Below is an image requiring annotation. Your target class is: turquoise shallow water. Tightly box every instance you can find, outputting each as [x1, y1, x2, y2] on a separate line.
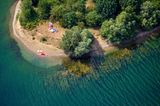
[0, 0, 160, 106]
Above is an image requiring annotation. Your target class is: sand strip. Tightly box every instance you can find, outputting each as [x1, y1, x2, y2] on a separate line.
[11, 0, 67, 57]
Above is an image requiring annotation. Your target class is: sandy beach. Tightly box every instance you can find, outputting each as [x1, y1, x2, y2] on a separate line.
[11, 0, 67, 57]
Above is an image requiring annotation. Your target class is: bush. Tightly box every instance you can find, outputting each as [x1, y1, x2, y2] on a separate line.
[61, 12, 78, 28]
[85, 10, 103, 27]
[140, 1, 160, 30]
[61, 27, 93, 58]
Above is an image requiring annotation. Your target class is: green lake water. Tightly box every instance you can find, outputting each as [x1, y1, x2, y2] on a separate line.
[0, 0, 160, 106]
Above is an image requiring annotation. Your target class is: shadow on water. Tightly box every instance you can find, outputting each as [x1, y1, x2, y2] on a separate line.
[39, 35, 160, 92]
[59, 37, 106, 77]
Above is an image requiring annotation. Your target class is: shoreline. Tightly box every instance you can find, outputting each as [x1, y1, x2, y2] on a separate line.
[10, 0, 67, 58]
[10, 0, 118, 58]
[10, 0, 160, 59]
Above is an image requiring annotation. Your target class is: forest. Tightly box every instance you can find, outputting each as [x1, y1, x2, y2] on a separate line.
[19, 0, 160, 58]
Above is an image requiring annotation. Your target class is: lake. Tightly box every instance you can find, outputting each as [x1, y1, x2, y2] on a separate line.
[0, 0, 160, 106]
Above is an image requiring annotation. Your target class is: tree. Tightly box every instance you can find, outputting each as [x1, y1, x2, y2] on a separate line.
[74, 29, 93, 57]
[140, 1, 160, 30]
[95, 0, 118, 18]
[101, 8, 137, 43]
[38, 0, 51, 20]
[61, 27, 82, 55]
[61, 27, 93, 58]
[100, 19, 115, 38]
[85, 10, 103, 27]
[61, 11, 78, 28]
[20, 0, 37, 29]
[116, 10, 137, 40]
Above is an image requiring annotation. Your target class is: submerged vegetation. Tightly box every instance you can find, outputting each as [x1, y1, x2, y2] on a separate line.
[18, 0, 160, 76]
[62, 58, 92, 77]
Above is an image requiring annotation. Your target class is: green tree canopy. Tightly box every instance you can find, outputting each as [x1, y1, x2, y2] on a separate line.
[85, 10, 103, 27]
[140, 1, 160, 30]
[101, 8, 137, 43]
[38, 0, 51, 19]
[119, 0, 141, 10]
[95, 0, 118, 18]
[20, 0, 37, 29]
[61, 27, 93, 58]
[61, 11, 78, 28]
